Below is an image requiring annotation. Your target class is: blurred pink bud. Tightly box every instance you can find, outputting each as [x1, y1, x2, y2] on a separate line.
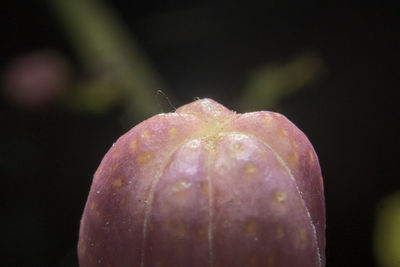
[2, 50, 72, 109]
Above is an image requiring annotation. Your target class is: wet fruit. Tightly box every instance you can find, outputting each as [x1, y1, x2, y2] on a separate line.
[78, 98, 325, 267]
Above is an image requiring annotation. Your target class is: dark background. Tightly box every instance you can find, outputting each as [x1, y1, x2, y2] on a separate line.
[1, 1, 399, 266]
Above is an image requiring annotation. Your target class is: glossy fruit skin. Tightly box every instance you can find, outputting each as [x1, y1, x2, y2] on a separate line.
[78, 98, 325, 267]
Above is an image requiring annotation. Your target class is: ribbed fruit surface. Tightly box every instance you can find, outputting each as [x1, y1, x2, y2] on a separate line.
[78, 98, 325, 267]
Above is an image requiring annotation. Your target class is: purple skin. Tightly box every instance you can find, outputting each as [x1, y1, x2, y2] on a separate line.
[78, 98, 325, 267]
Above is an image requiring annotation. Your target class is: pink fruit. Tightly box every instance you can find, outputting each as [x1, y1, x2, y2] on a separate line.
[78, 98, 325, 267]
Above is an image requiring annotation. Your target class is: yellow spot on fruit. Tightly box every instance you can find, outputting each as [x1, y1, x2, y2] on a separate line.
[160, 200, 168, 208]
[291, 151, 299, 164]
[245, 163, 257, 175]
[196, 228, 208, 239]
[264, 114, 273, 124]
[78, 239, 86, 253]
[121, 195, 127, 205]
[201, 182, 209, 194]
[233, 142, 241, 151]
[267, 254, 275, 266]
[177, 223, 187, 236]
[173, 180, 191, 193]
[111, 147, 119, 158]
[248, 255, 258, 266]
[249, 253, 275, 267]
[155, 259, 165, 267]
[130, 140, 137, 152]
[297, 228, 307, 245]
[275, 191, 286, 203]
[137, 152, 153, 164]
[90, 202, 101, 217]
[308, 151, 314, 164]
[167, 220, 187, 237]
[245, 219, 257, 235]
[280, 128, 288, 137]
[113, 178, 122, 187]
[168, 127, 177, 137]
[291, 138, 298, 149]
[142, 130, 152, 139]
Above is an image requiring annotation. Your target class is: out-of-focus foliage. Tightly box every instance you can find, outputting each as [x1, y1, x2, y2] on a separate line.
[239, 52, 325, 111]
[29, 0, 324, 119]
[374, 192, 400, 267]
[47, 0, 319, 119]
[48, 0, 170, 121]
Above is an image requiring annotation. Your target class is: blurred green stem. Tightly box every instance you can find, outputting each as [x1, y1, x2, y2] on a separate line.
[47, 0, 172, 120]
